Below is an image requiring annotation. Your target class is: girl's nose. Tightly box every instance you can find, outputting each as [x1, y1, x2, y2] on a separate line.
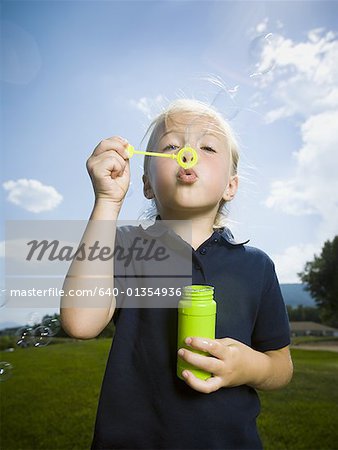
[181, 147, 195, 164]
[176, 146, 198, 169]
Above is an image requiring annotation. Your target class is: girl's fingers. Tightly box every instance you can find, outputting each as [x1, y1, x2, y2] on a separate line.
[181, 371, 223, 394]
[92, 136, 130, 159]
[183, 337, 227, 360]
[91, 149, 126, 167]
[178, 348, 222, 374]
[92, 156, 125, 177]
[87, 150, 127, 175]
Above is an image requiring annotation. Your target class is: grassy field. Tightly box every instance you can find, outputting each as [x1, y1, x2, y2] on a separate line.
[1, 339, 107, 450]
[1, 339, 338, 450]
[258, 349, 338, 450]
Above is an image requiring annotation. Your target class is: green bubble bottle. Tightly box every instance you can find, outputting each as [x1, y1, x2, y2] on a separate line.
[177, 285, 217, 381]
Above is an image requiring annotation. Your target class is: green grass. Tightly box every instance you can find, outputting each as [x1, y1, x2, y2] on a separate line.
[258, 349, 338, 450]
[1, 340, 338, 450]
[1, 339, 110, 450]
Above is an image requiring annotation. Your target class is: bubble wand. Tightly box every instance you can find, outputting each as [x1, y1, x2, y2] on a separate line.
[126, 145, 198, 169]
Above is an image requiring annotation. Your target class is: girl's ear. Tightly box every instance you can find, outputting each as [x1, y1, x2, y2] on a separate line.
[142, 174, 154, 199]
[222, 175, 239, 202]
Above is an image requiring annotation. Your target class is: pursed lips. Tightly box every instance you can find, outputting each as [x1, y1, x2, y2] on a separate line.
[176, 168, 198, 184]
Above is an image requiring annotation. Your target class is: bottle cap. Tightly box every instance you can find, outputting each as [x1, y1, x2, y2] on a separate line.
[179, 285, 216, 316]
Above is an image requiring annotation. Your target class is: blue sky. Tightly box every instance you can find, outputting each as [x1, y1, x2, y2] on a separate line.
[1, 0, 338, 327]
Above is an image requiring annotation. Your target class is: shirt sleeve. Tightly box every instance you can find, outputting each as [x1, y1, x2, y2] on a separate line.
[251, 256, 291, 352]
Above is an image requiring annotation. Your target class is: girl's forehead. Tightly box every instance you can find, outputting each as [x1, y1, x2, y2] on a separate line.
[166, 113, 217, 129]
[162, 113, 224, 137]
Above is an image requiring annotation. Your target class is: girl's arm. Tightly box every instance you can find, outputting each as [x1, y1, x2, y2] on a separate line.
[177, 337, 293, 393]
[247, 345, 293, 391]
[60, 137, 130, 339]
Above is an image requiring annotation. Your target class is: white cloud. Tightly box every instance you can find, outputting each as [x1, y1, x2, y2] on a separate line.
[266, 121, 338, 279]
[264, 105, 294, 124]
[252, 26, 338, 281]
[272, 243, 319, 284]
[252, 28, 338, 121]
[265, 110, 338, 240]
[265, 179, 317, 216]
[3, 179, 63, 213]
[129, 95, 166, 119]
[256, 27, 338, 235]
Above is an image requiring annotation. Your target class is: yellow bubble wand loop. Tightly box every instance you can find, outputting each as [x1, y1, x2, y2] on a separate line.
[126, 145, 198, 169]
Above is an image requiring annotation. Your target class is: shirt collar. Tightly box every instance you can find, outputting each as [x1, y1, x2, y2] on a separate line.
[139, 215, 249, 247]
[218, 227, 250, 246]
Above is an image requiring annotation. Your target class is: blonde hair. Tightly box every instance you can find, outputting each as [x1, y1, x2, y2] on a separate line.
[140, 99, 239, 228]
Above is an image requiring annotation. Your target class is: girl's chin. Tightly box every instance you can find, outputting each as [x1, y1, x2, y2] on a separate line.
[166, 202, 216, 212]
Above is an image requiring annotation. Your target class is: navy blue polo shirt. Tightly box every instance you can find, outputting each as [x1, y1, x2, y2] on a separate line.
[91, 219, 290, 450]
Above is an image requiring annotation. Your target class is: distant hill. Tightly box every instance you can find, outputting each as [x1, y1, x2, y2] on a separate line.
[280, 284, 315, 307]
[0, 321, 22, 331]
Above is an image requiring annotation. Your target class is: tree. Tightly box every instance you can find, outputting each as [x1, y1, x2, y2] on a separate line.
[286, 305, 320, 322]
[298, 236, 338, 328]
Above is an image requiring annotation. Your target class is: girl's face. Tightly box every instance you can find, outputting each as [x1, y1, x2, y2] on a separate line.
[143, 113, 238, 216]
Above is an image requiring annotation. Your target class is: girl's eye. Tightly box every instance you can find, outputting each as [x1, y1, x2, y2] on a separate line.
[163, 144, 179, 152]
[201, 146, 216, 153]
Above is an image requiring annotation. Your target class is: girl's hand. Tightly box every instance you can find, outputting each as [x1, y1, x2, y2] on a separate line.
[177, 337, 292, 393]
[86, 136, 131, 206]
[178, 337, 254, 393]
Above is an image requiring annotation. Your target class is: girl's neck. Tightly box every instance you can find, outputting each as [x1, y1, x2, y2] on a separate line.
[157, 209, 217, 250]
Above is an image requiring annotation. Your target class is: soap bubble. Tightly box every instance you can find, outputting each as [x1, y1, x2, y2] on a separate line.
[0, 362, 13, 382]
[206, 75, 241, 120]
[41, 317, 60, 336]
[27, 311, 41, 327]
[249, 33, 277, 78]
[1, 20, 42, 84]
[227, 85, 239, 97]
[16, 326, 34, 348]
[214, 90, 240, 121]
[33, 326, 52, 347]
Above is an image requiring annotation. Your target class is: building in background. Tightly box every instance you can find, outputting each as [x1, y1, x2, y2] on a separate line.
[290, 322, 338, 337]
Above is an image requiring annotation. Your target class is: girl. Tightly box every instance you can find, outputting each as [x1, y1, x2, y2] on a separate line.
[60, 99, 293, 450]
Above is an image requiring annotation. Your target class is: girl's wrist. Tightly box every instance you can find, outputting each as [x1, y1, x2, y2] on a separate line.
[246, 349, 272, 389]
[90, 198, 122, 220]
